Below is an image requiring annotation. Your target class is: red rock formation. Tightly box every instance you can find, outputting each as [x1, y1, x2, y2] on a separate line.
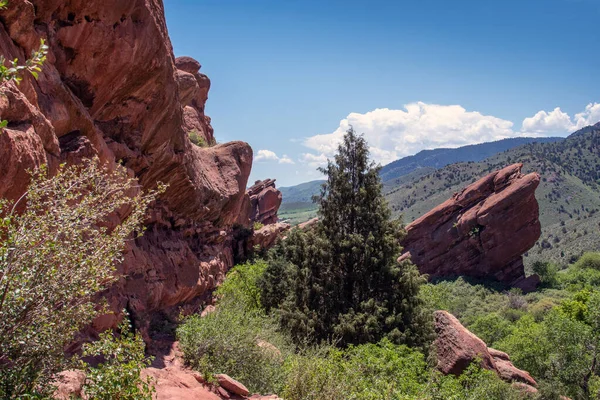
[0, 1, 254, 337]
[248, 222, 290, 252]
[244, 179, 283, 225]
[400, 164, 541, 291]
[434, 311, 538, 391]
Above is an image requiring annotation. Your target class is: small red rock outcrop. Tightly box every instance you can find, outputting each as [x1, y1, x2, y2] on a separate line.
[434, 311, 538, 391]
[248, 223, 290, 252]
[55, 342, 282, 400]
[400, 164, 541, 290]
[244, 179, 283, 225]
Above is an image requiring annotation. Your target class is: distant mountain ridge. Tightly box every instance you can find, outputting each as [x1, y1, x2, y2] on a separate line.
[379, 137, 563, 184]
[281, 136, 564, 204]
[280, 180, 325, 204]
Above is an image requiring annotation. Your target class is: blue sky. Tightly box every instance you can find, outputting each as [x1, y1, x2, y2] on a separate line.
[164, 0, 600, 187]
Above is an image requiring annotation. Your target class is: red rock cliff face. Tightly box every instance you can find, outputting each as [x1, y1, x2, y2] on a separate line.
[399, 164, 541, 290]
[0, 1, 254, 337]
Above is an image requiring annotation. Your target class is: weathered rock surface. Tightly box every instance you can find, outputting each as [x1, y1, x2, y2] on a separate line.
[215, 374, 249, 397]
[0, 1, 257, 338]
[400, 163, 541, 290]
[434, 311, 537, 390]
[244, 179, 283, 225]
[248, 222, 290, 252]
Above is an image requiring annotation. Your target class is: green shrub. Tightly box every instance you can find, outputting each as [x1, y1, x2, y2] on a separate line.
[573, 252, 600, 271]
[0, 159, 161, 398]
[281, 347, 351, 400]
[469, 313, 514, 347]
[188, 130, 217, 147]
[81, 317, 155, 400]
[253, 221, 265, 231]
[532, 261, 559, 288]
[177, 301, 293, 394]
[188, 130, 207, 147]
[215, 260, 268, 311]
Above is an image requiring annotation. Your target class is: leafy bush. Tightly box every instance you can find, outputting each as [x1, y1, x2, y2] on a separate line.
[188, 130, 207, 147]
[253, 221, 265, 231]
[469, 313, 515, 347]
[188, 130, 217, 147]
[573, 252, 600, 271]
[282, 341, 522, 400]
[0, 159, 161, 397]
[177, 300, 293, 394]
[81, 316, 155, 400]
[532, 261, 559, 288]
[215, 260, 268, 311]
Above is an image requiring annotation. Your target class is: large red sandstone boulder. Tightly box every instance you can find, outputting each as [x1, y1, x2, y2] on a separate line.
[0, 1, 252, 339]
[243, 179, 283, 226]
[434, 311, 537, 390]
[400, 163, 541, 290]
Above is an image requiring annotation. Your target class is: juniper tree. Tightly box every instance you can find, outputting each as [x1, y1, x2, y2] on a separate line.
[262, 128, 431, 347]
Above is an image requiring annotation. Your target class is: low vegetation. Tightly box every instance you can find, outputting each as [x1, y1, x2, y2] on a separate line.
[81, 316, 155, 400]
[178, 260, 528, 399]
[0, 159, 161, 398]
[188, 129, 217, 147]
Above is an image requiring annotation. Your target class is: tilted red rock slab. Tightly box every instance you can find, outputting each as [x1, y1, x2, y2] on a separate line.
[400, 163, 541, 289]
[434, 311, 537, 388]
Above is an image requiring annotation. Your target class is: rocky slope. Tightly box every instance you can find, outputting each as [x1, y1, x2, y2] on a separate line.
[399, 164, 541, 291]
[0, 0, 282, 340]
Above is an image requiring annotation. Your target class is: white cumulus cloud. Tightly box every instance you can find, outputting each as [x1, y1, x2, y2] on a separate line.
[302, 102, 518, 167]
[522, 107, 575, 133]
[300, 102, 600, 169]
[255, 149, 295, 164]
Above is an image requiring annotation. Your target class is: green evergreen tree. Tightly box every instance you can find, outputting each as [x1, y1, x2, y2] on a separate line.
[262, 127, 431, 347]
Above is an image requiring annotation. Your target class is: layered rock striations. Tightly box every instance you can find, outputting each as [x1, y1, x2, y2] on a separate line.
[0, 1, 277, 338]
[246, 179, 283, 225]
[399, 163, 541, 290]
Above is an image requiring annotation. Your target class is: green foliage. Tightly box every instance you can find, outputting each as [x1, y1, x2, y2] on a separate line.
[261, 128, 431, 347]
[215, 260, 268, 311]
[573, 252, 600, 271]
[177, 301, 293, 394]
[81, 316, 155, 400]
[532, 261, 559, 288]
[0, 39, 48, 84]
[188, 130, 207, 147]
[497, 304, 600, 399]
[0, 158, 162, 398]
[282, 341, 522, 400]
[282, 340, 429, 400]
[253, 221, 265, 231]
[188, 130, 216, 147]
[469, 313, 515, 347]
[0, 31, 49, 130]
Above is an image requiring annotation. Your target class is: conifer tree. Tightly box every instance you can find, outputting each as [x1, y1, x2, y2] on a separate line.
[262, 128, 431, 347]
